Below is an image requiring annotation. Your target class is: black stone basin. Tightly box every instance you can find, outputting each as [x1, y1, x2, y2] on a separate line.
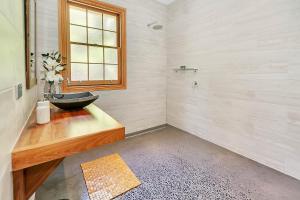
[50, 92, 99, 110]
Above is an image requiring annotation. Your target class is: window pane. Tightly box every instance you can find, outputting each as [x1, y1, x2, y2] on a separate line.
[71, 44, 87, 62]
[70, 6, 86, 26]
[89, 46, 103, 63]
[71, 63, 88, 81]
[104, 48, 118, 64]
[89, 64, 104, 80]
[88, 11, 102, 29]
[105, 65, 118, 80]
[70, 25, 87, 43]
[103, 14, 116, 31]
[103, 31, 117, 47]
[88, 28, 102, 45]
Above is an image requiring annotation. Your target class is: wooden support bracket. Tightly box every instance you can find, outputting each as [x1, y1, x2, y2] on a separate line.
[13, 158, 64, 200]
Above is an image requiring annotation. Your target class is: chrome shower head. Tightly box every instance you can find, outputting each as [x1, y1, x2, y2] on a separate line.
[147, 21, 163, 30]
[152, 24, 163, 30]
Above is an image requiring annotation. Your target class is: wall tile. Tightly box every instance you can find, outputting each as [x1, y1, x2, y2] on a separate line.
[36, 0, 167, 134]
[0, 0, 37, 199]
[167, 0, 300, 180]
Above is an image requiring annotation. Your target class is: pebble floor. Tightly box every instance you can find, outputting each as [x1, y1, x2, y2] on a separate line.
[36, 126, 300, 200]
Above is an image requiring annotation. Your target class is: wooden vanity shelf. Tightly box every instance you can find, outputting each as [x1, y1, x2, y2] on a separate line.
[11, 104, 125, 200]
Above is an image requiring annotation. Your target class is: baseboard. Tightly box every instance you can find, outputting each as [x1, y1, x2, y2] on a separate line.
[126, 124, 168, 139]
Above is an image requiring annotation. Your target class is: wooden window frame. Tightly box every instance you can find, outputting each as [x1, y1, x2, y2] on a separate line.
[59, 0, 126, 92]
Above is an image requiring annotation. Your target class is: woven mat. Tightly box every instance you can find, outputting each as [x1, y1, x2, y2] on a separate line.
[81, 154, 141, 200]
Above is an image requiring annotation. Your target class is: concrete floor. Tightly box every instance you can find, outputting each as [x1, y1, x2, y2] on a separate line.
[36, 126, 300, 200]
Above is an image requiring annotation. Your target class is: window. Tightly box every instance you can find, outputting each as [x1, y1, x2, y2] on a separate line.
[59, 0, 126, 91]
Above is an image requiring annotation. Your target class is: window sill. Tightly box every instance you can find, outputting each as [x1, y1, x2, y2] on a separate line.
[62, 83, 127, 92]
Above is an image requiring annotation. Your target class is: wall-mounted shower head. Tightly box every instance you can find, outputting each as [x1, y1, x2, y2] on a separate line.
[152, 24, 163, 30]
[147, 21, 163, 30]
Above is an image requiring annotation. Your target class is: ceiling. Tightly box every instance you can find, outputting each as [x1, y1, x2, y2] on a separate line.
[155, 0, 175, 5]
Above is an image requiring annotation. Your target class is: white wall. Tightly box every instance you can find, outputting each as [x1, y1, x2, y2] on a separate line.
[167, 0, 300, 180]
[36, 0, 167, 134]
[0, 0, 38, 199]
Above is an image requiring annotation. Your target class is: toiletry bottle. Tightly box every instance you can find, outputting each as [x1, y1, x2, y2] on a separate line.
[36, 100, 50, 124]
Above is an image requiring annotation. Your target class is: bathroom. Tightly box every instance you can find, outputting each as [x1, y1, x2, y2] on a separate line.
[1, 0, 300, 199]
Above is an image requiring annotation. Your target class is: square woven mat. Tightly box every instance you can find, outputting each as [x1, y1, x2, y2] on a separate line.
[81, 154, 141, 200]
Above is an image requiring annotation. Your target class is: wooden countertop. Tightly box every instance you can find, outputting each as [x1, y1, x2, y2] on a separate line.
[12, 104, 125, 171]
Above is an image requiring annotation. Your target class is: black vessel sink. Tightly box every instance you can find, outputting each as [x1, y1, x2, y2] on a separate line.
[50, 92, 99, 110]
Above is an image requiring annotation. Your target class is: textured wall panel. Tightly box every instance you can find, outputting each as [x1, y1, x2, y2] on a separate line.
[167, 0, 300, 180]
[0, 1, 37, 199]
[36, 0, 167, 134]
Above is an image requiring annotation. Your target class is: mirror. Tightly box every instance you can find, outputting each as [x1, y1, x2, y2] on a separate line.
[25, 0, 37, 89]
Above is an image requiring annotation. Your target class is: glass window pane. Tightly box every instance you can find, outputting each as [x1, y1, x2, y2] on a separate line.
[88, 28, 102, 45]
[103, 31, 117, 47]
[104, 48, 118, 64]
[71, 44, 87, 62]
[103, 14, 117, 31]
[105, 65, 118, 80]
[70, 6, 86, 26]
[70, 25, 87, 43]
[89, 64, 104, 80]
[89, 46, 103, 63]
[71, 63, 88, 81]
[88, 11, 102, 29]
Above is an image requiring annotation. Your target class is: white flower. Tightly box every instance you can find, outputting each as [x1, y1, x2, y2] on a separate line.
[41, 51, 64, 84]
[44, 57, 58, 70]
[45, 71, 63, 83]
[55, 66, 64, 72]
[45, 71, 55, 82]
